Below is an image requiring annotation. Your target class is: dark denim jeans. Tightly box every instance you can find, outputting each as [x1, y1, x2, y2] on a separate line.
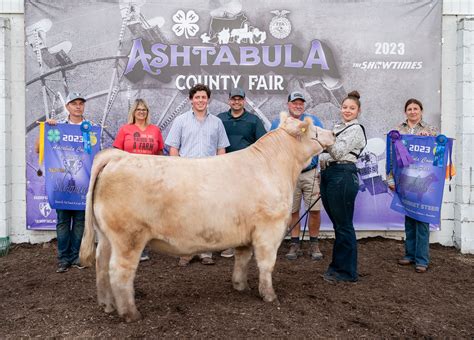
[321, 163, 359, 281]
[403, 216, 430, 267]
[56, 209, 85, 265]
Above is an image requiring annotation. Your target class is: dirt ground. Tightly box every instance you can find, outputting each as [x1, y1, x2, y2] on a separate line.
[1, 237, 473, 338]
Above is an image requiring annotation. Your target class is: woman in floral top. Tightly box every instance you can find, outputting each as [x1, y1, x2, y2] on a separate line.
[389, 98, 438, 273]
[319, 91, 366, 283]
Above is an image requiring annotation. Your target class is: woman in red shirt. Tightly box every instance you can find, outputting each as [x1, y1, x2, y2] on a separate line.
[113, 98, 164, 155]
[113, 98, 164, 261]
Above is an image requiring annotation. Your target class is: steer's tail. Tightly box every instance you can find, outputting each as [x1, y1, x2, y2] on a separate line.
[79, 148, 123, 267]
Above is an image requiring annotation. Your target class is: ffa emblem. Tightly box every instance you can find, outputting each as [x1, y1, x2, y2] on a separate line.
[269, 10, 291, 39]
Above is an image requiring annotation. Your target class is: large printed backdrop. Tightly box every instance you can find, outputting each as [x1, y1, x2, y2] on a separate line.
[25, 0, 442, 230]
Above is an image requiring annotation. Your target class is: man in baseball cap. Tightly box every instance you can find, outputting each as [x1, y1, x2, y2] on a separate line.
[65, 92, 86, 105]
[228, 87, 246, 99]
[270, 90, 324, 261]
[288, 91, 306, 102]
[35, 91, 90, 273]
[62, 92, 87, 125]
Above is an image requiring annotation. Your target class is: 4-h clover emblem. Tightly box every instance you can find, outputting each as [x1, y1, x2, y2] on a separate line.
[172, 9, 200, 39]
[47, 128, 60, 143]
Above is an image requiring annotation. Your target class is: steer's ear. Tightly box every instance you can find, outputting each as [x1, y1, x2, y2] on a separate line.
[299, 119, 310, 136]
[303, 116, 314, 129]
[278, 111, 289, 127]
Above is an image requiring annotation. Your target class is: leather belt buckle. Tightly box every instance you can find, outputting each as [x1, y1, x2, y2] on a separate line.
[328, 160, 352, 167]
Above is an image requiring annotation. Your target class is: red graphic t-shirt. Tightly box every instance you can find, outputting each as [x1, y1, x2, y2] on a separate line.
[113, 124, 164, 155]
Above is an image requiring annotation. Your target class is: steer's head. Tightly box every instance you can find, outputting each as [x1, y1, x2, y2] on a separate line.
[279, 112, 335, 167]
[279, 112, 335, 147]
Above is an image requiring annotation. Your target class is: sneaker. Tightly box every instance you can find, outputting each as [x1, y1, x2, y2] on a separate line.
[309, 242, 323, 260]
[415, 265, 427, 273]
[71, 262, 85, 270]
[322, 272, 358, 283]
[398, 258, 413, 266]
[201, 257, 215, 265]
[56, 263, 70, 273]
[286, 242, 302, 260]
[322, 272, 337, 284]
[178, 256, 193, 267]
[140, 250, 150, 262]
[220, 248, 234, 258]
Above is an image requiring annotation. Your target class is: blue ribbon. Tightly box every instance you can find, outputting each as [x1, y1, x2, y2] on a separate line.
[80, 120, 92, 154]
[433, 134, 447, 167]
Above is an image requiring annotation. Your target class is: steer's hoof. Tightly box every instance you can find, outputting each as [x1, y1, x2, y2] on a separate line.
[262, 293, 278, 303]
[262, 295, 277, 303]
[233, 281, 249, 291]
[103, 304, 116, 314]
[124, 310, 142, 323]
[99, 299, 116, 314]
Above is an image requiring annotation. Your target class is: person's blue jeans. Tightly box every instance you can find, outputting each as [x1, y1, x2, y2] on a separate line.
[321, 163, 359, 281]
[56, 209, 85, 265]
[403, 216, 430, 267]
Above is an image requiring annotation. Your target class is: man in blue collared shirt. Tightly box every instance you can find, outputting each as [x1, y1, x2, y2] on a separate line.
[270, 91, 324, 261]
[165, 83, 230, 266]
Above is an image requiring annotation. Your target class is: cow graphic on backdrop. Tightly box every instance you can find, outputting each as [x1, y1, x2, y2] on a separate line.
[199, 11, 267, 45]
[230, 23, 254, 43]
[217, 28, 230, 44]
[209, 12, 247, 39]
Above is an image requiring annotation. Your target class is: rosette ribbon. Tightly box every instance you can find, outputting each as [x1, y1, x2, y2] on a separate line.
[80, 120, 92, 154]
[38, 121, 45, 166]
[433, 134, 447, 167]
[386, 130, 414, 173]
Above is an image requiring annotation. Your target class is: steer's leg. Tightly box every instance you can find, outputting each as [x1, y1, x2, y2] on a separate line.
[109, 244, 142, 322]
[232, 245, 252, 291]
[253, 229, 281, 302]
[96, 230, 115, 314]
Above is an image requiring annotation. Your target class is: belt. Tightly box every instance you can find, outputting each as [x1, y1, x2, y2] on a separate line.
[302, 166, 317, 173]
[327, 160, 354, 167]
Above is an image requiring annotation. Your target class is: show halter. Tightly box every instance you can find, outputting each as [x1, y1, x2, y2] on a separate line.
[285, 125, 323, 238]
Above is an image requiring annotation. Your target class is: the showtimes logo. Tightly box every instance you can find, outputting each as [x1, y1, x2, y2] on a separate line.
[353, 61, 423, 70]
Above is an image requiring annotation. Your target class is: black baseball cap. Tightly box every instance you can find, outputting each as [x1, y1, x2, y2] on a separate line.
[229, 87, 245, 99]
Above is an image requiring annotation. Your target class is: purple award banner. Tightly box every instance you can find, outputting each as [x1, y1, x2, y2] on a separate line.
[389, 134, 453, 225]
[44, 124, 101, 210]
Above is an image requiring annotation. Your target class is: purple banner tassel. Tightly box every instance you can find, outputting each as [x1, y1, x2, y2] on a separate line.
[388, 130, 414, 168]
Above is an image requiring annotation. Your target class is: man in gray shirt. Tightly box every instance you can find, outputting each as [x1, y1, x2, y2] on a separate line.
[165, 83, 230, 266]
